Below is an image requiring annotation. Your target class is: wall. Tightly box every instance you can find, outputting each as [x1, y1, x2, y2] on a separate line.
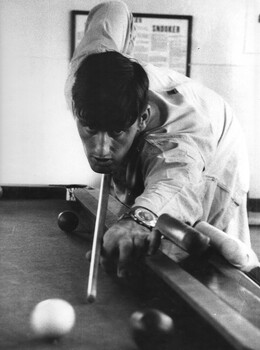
[0, 0, 259, 195]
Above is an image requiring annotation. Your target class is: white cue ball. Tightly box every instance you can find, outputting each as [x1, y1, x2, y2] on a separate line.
[30, 298, 76, 338]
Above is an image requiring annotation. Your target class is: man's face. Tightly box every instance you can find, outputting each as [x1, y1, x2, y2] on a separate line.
[76, 119, 140, 174]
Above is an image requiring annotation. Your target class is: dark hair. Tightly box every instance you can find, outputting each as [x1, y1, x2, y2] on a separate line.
[72, 51, 149, 131]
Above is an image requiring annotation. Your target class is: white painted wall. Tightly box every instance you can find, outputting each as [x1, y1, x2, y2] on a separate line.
[0, 0, 259, 196]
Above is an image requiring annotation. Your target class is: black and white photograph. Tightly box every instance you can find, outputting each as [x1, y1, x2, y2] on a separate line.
[0, 1, 260, 349]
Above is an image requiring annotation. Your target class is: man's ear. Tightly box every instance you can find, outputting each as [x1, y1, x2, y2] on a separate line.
[138, 106, 151, 131]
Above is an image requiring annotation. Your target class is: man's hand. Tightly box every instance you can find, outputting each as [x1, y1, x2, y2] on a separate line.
[101, 218, 161, 278]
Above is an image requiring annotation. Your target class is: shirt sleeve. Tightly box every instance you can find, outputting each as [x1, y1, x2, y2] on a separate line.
[143, 63, 191, 92]
[133, 134, 208, 225]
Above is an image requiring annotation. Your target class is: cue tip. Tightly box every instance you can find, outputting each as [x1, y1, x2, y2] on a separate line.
[87, 294, 96, 304]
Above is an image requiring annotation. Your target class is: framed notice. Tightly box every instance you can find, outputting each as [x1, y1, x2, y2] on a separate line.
[71, 11, 192, 76]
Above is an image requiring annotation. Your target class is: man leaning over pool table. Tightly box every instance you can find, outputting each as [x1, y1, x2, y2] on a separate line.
[65, 1, 252, 277]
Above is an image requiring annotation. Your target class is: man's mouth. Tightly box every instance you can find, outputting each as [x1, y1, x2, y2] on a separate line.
[92, 157, 113, 167]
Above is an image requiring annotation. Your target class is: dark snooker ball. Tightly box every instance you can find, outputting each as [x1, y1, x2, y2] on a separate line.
[130, 308, 174, 350]
[57, 211, 79, 232]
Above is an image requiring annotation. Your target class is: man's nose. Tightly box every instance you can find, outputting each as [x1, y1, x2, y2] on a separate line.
[95, 132, 111, 157]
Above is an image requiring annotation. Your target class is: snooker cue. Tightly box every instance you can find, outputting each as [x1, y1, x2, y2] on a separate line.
[156, 214, 210, 255]
[87, 173, 111, 303]
[195, 221, 260, 272]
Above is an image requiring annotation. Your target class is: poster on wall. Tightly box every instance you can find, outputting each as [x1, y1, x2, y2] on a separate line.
[71, 11, 192, 76]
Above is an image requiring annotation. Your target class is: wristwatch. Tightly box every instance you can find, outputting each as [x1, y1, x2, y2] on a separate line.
[119, 206, 158, 230]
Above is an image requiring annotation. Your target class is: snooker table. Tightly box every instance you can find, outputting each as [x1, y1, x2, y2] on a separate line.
[1, 186, 260, 350]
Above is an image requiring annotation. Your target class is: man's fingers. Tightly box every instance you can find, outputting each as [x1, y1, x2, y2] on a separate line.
[100, 255, 117, 274]
[117, 239, 134, 278]
[100, 242, 118, 274]
[100, 221, 160, 279]
[133, 235, 149, 259]
[147, 228, 162, 255]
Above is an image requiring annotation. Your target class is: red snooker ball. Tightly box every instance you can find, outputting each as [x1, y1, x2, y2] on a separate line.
[57, 211, 79, 232]
[130, 308, 174, 350]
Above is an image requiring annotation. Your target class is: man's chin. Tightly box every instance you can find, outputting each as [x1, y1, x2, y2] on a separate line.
[93, 167, 112, 174]
[90, 163, 114, 174]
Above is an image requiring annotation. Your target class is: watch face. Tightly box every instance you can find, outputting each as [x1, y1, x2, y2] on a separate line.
[134, 208, 157, 228]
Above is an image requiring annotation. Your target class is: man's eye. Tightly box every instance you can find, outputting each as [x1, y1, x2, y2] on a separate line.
[85, 126, 98, 134]
[109, 130, 124, 137]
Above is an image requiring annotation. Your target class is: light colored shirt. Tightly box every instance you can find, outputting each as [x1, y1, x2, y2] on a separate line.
[125, 80, 250, 245]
